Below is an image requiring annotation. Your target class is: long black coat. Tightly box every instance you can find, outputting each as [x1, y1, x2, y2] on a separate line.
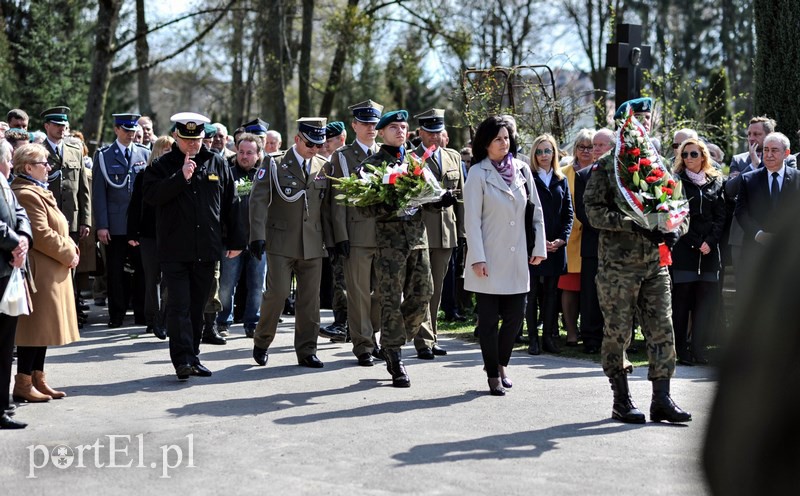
[142, 144, 245, 263]
[0, 177, 32, 279]
[574, 165, 598, 258]
[530, 170, 573, 277]
[672, 172, 726, 274]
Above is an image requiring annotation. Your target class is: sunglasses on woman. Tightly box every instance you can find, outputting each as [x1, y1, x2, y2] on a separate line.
[534, 148, 553, 156]
[681, 151, 701, 159]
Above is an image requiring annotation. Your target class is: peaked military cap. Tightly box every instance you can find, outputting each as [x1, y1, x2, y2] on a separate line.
[40, 106, 70, 125]
[171, 112, 211, 139]
[297, 117, 327, 145]
[325, 121, 346, 139]
[348, 99, 384, 123]
[242, 118, 269, 136]
[112, 113, 141, 131]
[614, 97, 654, 120]
[414, 108, 446, 132]
[375, 110, 408, 130]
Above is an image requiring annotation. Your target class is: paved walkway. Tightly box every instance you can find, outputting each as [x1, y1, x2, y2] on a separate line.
[1, 305, 715, 495]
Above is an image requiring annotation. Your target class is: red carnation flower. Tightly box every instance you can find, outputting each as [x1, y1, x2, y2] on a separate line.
[645, 175, 659, 183]
[630, 148, 641, 157]
[628, 165, 640, 173]
[639, 158, 651, 166]
[667, 179, 676, 187]
[662, 187, 673, 195]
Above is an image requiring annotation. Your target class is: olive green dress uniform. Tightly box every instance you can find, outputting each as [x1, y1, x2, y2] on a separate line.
[360, 147, 433, 352]
[330, 141, 382, 357]
[43, 140, 91, 233]
[583, 153, 689, 380]
[414, 143, 465, 351]
[249, 148, 333, 361]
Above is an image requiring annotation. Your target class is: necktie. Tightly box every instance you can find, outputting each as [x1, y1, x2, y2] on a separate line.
[125, 147, 131, 164]
[54, 145, 61, 161]
[303, 160, 309, 177]
[366, 148, 373, 157]
[771, 171, 780, 206]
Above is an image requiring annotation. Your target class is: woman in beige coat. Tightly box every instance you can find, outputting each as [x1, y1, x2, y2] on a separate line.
[10, 143, 80, 403]
[464, 116, 547, 396]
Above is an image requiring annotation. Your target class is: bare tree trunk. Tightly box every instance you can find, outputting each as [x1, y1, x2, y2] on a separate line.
[298, 0, 313, 117]
[135, 0, 152, 118]
[229, 2, 246, 128]
[84, 0, 123, 154]
[319, 0, 359, 117]
[259, 0, 295, 135]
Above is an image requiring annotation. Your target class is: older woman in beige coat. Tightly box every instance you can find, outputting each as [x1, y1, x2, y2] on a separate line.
[464, 116, 547, 396]
[10, 143, 80, 403]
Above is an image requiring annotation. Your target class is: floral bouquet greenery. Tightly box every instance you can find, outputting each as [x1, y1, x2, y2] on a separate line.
[614, 107, 689, 233]
[331, 145, 444, 216]
[234, 177, 253, 197]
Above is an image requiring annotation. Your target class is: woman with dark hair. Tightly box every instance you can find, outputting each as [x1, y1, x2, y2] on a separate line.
[526, 133, 573, 355]
[671, 138, 725, 365]
[10, 143, 80, 403]
[464, 116, 547, 396]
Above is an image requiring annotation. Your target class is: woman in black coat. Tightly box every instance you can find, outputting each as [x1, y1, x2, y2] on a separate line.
[526, 134, 573, 355]
[671, 138, 726, 365]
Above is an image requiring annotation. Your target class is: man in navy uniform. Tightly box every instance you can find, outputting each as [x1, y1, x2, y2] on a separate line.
[143, 112, 245, 380]
[93, 113, 150, 328]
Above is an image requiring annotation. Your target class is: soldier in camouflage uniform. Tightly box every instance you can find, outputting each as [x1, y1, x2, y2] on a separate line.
[583, 97, 692, 424]
[359, 110, 433, 387]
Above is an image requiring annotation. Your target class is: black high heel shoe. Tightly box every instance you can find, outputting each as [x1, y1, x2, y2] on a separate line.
[498, 366, 513, 388]
[488, 378, 506, 396]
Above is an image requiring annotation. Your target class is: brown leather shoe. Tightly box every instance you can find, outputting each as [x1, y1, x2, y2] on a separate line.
[32, 370, 66, 399]
[12, 373, 52, 403]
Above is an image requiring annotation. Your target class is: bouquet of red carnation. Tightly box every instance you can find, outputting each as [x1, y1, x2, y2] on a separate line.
[614, 107, 689, 234]
[331, 144, 444, 216]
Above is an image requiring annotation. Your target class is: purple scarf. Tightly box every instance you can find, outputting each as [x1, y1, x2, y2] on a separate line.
[491, 153, 515, 186]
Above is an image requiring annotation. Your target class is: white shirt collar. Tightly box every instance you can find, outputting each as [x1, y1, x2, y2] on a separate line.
[116, 140, 131, 155]
[355, 139, 374, 156]
[46, 138, 61, 152]
[537, 167, 553, 187]
[291, 145, 307, 168]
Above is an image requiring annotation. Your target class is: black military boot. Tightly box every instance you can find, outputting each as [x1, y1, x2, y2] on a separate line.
[650, 380, 692, 423]
[528, 328, 541, 355]
[383, 349, 410, 388]
[319, 310, 348, 342]
[201, 313, 226, 345]
[609, 374, 646, 424]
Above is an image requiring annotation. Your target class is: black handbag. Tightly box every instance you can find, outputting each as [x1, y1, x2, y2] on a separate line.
[523, 180, 536, 256]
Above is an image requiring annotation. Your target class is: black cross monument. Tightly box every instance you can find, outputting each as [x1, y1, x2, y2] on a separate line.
[606, 24, 652, 106]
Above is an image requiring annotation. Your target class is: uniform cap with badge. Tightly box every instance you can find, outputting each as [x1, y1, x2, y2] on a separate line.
[40, 106, 70, 126]
[297, 117, 327, 145]
[414, 108, 446, 133]
[325, 121, 346, 139]
[242, 118, 269, 136]
[614, 97, 653, 120]
[171, 112, 211, 139]
[348, 99, 384, 123]
[375, 110, 408, 130]
[112, 113, 141, 131]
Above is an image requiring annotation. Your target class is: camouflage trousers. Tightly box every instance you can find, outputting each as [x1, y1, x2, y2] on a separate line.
[375, 246, 433, 351]
[331, 255, 348, 315]
[596, 259, 676, 381]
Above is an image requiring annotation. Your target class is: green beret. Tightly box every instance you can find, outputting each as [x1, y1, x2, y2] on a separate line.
[614, 97, 653, 120]
[325, 121, 345, 139]
[375, 110, 408, 130]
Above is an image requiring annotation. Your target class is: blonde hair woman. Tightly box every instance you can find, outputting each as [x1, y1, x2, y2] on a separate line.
[525, 133, 573, 355]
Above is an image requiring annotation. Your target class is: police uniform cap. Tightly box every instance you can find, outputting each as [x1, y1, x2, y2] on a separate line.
[203, 123, 218, 138]
[325, 121, 346, 139]
[348, 99, 384, 123]
[414, 108, 446, 132]
[614, 97, 653, 120]
[375, 110, 408, 130]
[111, 113, 141, 131]
[40, 106, 70, 125]
[297, 117, 327, 145]
[170, 112, 210, 139]
[242, 118, 269, 136]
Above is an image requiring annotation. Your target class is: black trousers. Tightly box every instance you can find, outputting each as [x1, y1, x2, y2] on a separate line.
[106, 236, 145, 324]
[161, 261, 215, 369]
[0, 274, 18, 411]
[476, 292, 525, 379]
[672, 280, 718, 358]
[579, 257, 604, 347]
[527, 272, 560, 338]
[16, 346, 46, 375]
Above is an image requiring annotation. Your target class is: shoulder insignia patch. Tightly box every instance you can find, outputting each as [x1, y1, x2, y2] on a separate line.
[257, 168, 267, 180]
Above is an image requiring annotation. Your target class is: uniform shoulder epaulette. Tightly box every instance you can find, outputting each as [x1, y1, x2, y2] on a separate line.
[442, 147, 461, 160]
[267, 151, 285, 159]
[134, 143, 149, 150]
[64, 140, 82, 150]
[96, 143, 112, 152]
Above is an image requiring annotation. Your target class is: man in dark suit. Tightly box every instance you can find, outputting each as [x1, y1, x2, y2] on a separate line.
[93, 114, 151, 328]
[734, 132, 799, 287]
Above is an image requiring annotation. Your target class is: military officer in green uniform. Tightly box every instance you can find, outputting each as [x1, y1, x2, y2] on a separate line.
[583, 97, 692, 424]
[359, 110, 433, 387]
[412, 108, 464, 359]
[41, 106, 91, 324]
[249, 118, 333, 368]
[329, 100, 384, 366]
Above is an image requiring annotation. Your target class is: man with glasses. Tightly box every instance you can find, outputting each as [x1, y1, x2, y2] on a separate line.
[93, 113, 151, 328]
[248, 118, 333, 369]
[670, 128, 698, 160]
[210, 123, 236, 159]
[592, 128, 615, 162]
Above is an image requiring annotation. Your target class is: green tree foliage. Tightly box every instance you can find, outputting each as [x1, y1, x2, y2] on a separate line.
[704, 67, 734, 158]
[7, 0, 93, 129]
[754, 0, 800, 151]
